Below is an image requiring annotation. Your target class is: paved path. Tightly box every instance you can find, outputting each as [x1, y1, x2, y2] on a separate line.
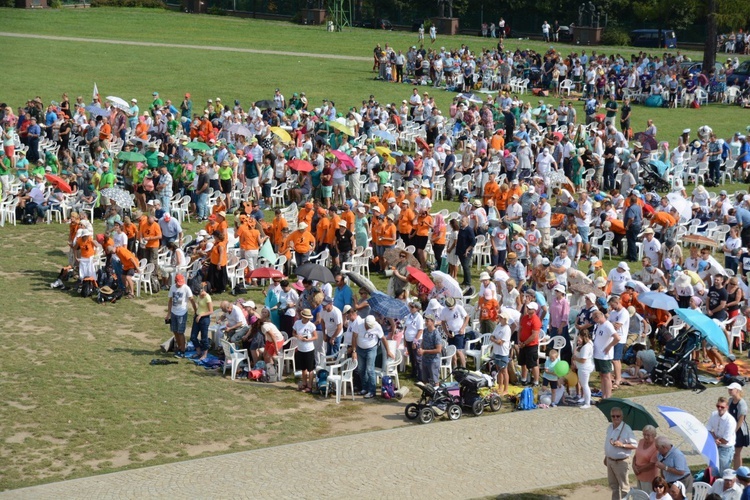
[0, 32, 370, 62]
[2, 386, 728, 499]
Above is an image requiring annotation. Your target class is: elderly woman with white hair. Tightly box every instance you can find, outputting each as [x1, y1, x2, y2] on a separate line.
[632, 425, 658, 493]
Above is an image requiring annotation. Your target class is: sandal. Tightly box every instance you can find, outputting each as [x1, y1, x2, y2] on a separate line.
[303, 387, 312, 393]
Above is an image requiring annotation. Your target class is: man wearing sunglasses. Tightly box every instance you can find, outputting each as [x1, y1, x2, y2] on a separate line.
[707, 396, 738, 474]
[604, 407, 637, 500]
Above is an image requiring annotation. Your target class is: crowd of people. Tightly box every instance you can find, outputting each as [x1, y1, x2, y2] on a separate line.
[370, 42, 750, 106]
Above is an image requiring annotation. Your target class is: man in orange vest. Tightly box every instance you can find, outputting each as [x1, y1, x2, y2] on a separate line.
[287, 221, 316, 267]
[397, 199, 416, 246]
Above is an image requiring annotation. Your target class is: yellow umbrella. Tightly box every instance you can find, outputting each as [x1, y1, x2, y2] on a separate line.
[328, 121, 355, 137]
[270, 127, 292, 143]
[375, 146, 392, 157]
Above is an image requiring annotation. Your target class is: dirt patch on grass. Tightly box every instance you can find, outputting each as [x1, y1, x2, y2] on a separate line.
[5, 432, 33, 444]
[115, 327, 155, 345]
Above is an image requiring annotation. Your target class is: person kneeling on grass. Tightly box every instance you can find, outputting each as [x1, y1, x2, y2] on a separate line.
[260, 307, 285, 367]
[165, 274, 197, 358]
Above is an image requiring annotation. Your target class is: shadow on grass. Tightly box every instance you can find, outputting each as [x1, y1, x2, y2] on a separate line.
[111, 347, 160, 356]
[496, 495, 562, 500]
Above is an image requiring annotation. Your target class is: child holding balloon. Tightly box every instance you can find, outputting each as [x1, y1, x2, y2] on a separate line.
[543, 349, 570, 406]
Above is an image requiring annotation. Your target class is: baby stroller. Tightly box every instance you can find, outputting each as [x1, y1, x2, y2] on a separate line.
[454, 368, 502, 416]
[405, 374, 463, 424]
[651, 329, 705, 390]
[641, 161, 671, 193]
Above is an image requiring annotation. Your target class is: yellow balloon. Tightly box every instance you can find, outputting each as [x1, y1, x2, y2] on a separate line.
[565, 371, 579, 387]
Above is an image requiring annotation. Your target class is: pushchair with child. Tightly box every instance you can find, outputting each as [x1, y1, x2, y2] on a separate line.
[640, 161, 671, 193]
[405, 373, 463, 424]
[453, 368, 503, 416]
[651, 329, 705, 390]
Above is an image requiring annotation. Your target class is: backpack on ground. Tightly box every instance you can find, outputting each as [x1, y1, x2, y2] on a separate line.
[80, 278, 97, 298]
[97, 285, 123, 304]
[517, 387, 537, 410]
[316, 369, 329, 395]
[381, 376, 396, 399]
[676, 361, 704, 390]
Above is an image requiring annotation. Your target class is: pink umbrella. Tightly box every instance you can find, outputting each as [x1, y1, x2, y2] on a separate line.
[330, 149, 355, 168]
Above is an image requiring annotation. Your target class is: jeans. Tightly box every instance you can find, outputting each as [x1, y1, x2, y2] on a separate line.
[626, 225, 641, 261]
[603, 163, 615, 191]
[326, 336, 341, 356]
[459, 253, 472, 286]
[717, 445, 734, 475]
[197, 192, 209, 219]
[406, 339, 422, 381]
[190, 315, 211, 351]
[356, 345, 378, 395]
[709, 160, 721, 183]
[161, 195, 171, 214]
[111, 257, 125, 291]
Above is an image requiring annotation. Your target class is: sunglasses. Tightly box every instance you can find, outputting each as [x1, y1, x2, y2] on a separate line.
[717, 405, 727, 409]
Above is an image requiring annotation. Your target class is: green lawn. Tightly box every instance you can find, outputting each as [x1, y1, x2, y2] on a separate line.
[1, 6, 749, 491]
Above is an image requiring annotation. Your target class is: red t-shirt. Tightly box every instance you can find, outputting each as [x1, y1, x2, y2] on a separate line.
[519, 313, 542, 346]
[724, 362, 739, 377]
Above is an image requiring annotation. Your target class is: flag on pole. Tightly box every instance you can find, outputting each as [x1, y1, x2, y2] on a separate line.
[258, 239, 277, 265]
[93, 83, 99, 102]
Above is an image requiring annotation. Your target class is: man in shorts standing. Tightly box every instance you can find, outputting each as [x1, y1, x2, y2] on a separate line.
[439, 297, 469, 368]
[165, 274, 196, 358]
[608, 295, 630, 388]
[491, 311, 512, 394]
[519, 301, 541, 386]
[592, 310, 619, 399]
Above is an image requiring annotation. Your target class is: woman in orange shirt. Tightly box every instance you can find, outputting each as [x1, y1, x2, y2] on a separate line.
[74, 230, 97, 280]
[207, 231, 228, 293]
[431, 213, 447, 271]
[135, 116, 149, 140]
[495, 183, 510, 216]
[414, 209, 433, 269]
[122, 215, 138, 254]
[269, 209, 289, 250]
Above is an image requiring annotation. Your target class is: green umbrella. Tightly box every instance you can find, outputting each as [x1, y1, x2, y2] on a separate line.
[116, 151, 147, 162]
[185, 141, 211, 151]
[596, 398, 659, 431]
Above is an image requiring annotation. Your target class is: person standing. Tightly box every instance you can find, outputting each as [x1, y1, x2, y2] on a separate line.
[654, 436, 693, 493]
[403, 301, 425, 381]
[573, 329, 595, 408]
[352, 315, 393, 399]
[456, 216, 476, 287]
[632, 425, 658, 493]
[604, 406, 637, 500]
[318, 297, 343, 357]
[592, 310, 619, 400]
[418, 313, 442, 387]
[623, 192, 643, 262]
[707, 396, 738, 474]
[165, 274, 197, 358]
[293, 309, 318, 393]
[439, 297, 469, 368]
[189, 283, 213, 361]
[518, 301, 542, 386]
[728, 383, 750, 468]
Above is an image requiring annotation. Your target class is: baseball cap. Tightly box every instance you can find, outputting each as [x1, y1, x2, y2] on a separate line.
[728, 382, 743, 390]
[736, 466, 750, 480]
[527, 302, 539, 311]
[343, 305, 353, 314]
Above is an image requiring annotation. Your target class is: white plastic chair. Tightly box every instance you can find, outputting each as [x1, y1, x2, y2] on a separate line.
[271, 331, 289, 381]
[465, 333, 492, 371]
[220, 339, 249, 380]
[728, 315, 747, 353]
[281, 337, 298, 376]
[440, 345, 457, 380]
[375, 349, 402, 389]
[692, 482, 711, 500]
[325, 358, 358, 403]
[624, 490, 649, 500]
[133, 263, 155, 297]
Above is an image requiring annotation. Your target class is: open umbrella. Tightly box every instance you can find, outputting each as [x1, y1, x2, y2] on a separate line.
[657, 405, 718, 470]
[270, 127, 292, 143]
[682, 234, 719, 249]
[186, 141, 211, 151]
[105, 96, 130, 112]
[406, 266, 435, 291]
[249, 267, 284, 279]
[457, 92, 484, 104]
[232, 126, 253, 138]
[666, 193, 692, 221]
[100, 187, 133, 208]
[343, 271, 378, 294]
[430, 271, 463, 298]
[287, 159, 314, 173]
[638, 292, 679, 311]
[330, 150, 355, 168]
[371, 129, 395, 143]
[295, 263, 335, 283]
[44, 174, 72, 194]
[597, 397, 659, 431]
[635, 133, 658, 151]
[116, 151, 147, 162]
[375, 146, 393, 158]
[675, 308, 730, 356]
[383, 247, 418, 268]
[327, 121, 355, 137]
[85, 105, 110, 118]
[368, 292, 409, 319]
[254, 99, 276, 109]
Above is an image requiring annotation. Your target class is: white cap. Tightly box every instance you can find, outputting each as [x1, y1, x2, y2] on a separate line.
[527, 302, 539, 311]
[242, 300, 256, 309]
[299, 222, 308, 230]
[479, 272, 491, 281]
[618, 262, 630, 271]
[553, 284, 566, 294]
[365, 315, 377, 328]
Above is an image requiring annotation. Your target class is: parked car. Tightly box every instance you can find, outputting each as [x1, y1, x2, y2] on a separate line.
[631, 29, 677, 48]
[557, 24, 575, 42]
[727, 60, 750, 86]
[678, 61, 724, 78]
[355, 18, 393, 30]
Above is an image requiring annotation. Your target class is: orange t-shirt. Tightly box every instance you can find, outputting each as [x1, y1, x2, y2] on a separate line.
[478, 297, 499, 321]
[483, 181, 500, 205]
[68, 221, 80, 243]
[298, 207, 314, 226]
[76, 237, 96, 258]
[210, 240, 227, 266]
[380, 222, 397, 245]
[316, 217, 331, 244]
[214, 220, 228, 239]
[416, 214, 433, 237]
[398, 208, 416, 234]
[371, 218, 383, 246]
[495, 188, 509, 211]
[288, 230, 315, 253]
[432, 224, 446, 245]
[490, 134, 505, 152]
[278, 237, 292, 261]
[137, 214, 148, 239]
[340, 211, 355, 232]
[212, 201, 227, 215]
[395, 192, 406, 206]
[123, 222, 137, 240]
[325, 215, 341, 245]
[270, 217, 288, 247]
[607, 217, 627, 235]
[142, 221, 162, 248]
[115, 247, 139, 271]
[135, 122, 149, 140]
[651, 212, 677, 228]
[237, 225, 261, 250]
[99, 123, 112, 141]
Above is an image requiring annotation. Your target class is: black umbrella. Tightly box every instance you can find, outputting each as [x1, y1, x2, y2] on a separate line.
[295, 263, 335, 283]
[254, 99, 276, 109]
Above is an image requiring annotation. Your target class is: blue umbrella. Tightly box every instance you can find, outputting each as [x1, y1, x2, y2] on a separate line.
[368, 292, 409, 319]
[658, 405, 718, 470]
[675, 308, 730, 356]
[389, 151, 404, 157]
[638, 292, 679, 311]
[371, 129, 395, 143]
[85, 105, 109, 117]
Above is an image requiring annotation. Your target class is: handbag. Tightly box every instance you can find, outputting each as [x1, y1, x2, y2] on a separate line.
[440, 256, 449, 273]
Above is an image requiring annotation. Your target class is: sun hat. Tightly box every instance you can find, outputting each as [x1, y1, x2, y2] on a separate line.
[618, 262, 630, 271]
[479, 272, 491, 281]
[595, 277, 607, 287]
[300, 308, 313, 319]
[527, 302, 539, 311]
[343, 305, 353, 314]
[365, 315, 377, 328]
[585, 292, 597, 303]
[553, 284, 566, 294]
[445, 297, 456, 307]
[299, 222, 308, 230]
[242, 300, 256, 309]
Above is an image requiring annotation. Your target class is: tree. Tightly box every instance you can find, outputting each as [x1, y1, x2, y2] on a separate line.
[702, 0, 717, 76]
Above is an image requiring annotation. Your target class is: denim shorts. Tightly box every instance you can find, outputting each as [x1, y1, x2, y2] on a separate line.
[448, 333, 466, 350]
[493, 354, 509, 370]
[578, 225, 590, 244]
[170, 312, 188, 335]
[613, 343, 624, 361]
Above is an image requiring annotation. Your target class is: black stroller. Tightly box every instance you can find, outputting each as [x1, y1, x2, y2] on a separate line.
[640, 161, 671, 193]
[651, 329, 705, 390]
[454, 368, 502, 416]
[405, 375, 463, 424]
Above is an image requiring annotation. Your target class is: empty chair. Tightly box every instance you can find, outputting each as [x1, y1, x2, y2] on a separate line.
[220, 339, 249, 380]
[325, 358, 358, 403]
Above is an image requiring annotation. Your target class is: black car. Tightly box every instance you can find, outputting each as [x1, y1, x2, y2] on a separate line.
[678, 61, 724, 78]
[728, 60, 750, 87]
[355, 18, 393, 30]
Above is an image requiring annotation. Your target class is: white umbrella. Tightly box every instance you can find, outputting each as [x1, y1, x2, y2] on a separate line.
[430, 271, 463, 298]
[666, 193, 692, 221]
[106, 96, 130, 112]
[657, 405, 719, 469]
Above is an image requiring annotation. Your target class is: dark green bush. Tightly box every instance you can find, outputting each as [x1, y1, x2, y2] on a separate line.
[601, 28, 631, 47]
[91, 0, 165, 8]
[207, 5, 226, 15]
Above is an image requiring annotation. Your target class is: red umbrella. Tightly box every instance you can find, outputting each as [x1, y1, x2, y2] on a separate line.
[552, 131, 564, 141]
[287, 159, 313, 172]
[416, 137, 429, 151]
[45, 174, 72, 194]
[249, 267, 285, 279]
[330, 150, 355, 168]
[406, 266, 434, 291]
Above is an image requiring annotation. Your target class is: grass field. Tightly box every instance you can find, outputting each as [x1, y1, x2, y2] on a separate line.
[0, 7, 749, 491]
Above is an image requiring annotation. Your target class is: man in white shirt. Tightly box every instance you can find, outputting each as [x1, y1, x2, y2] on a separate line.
[439, 297, 469, 368]
[575, 191, 593, 255]
[592, 310, 619, 400]
[607, 296, 630, 388]
[604, 406, 638, 500]
[318, 297, 343, 358]
[403, 301, 425, 380]
[709, 468, 743, 499]
[550, 248, 572, 287]
[221, 300, 249, 345]
[706, 396, 738, 473]
[536, 195, 552, 251]
[641, 228, 662, 267]
[607, 262, 632, 296]
[343, 305, 365, 349]
[166, 274, 196, 358]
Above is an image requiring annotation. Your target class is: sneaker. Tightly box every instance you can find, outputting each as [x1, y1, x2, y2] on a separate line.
[532, 383, 540, 388]
[577, 398, 585, 404]
[580, 404, 591, 409]
[591, 390, 603, 398]
[358, 390, 367, 395]
[363, 392, 375, 399]
[174, 352, 181, 358]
